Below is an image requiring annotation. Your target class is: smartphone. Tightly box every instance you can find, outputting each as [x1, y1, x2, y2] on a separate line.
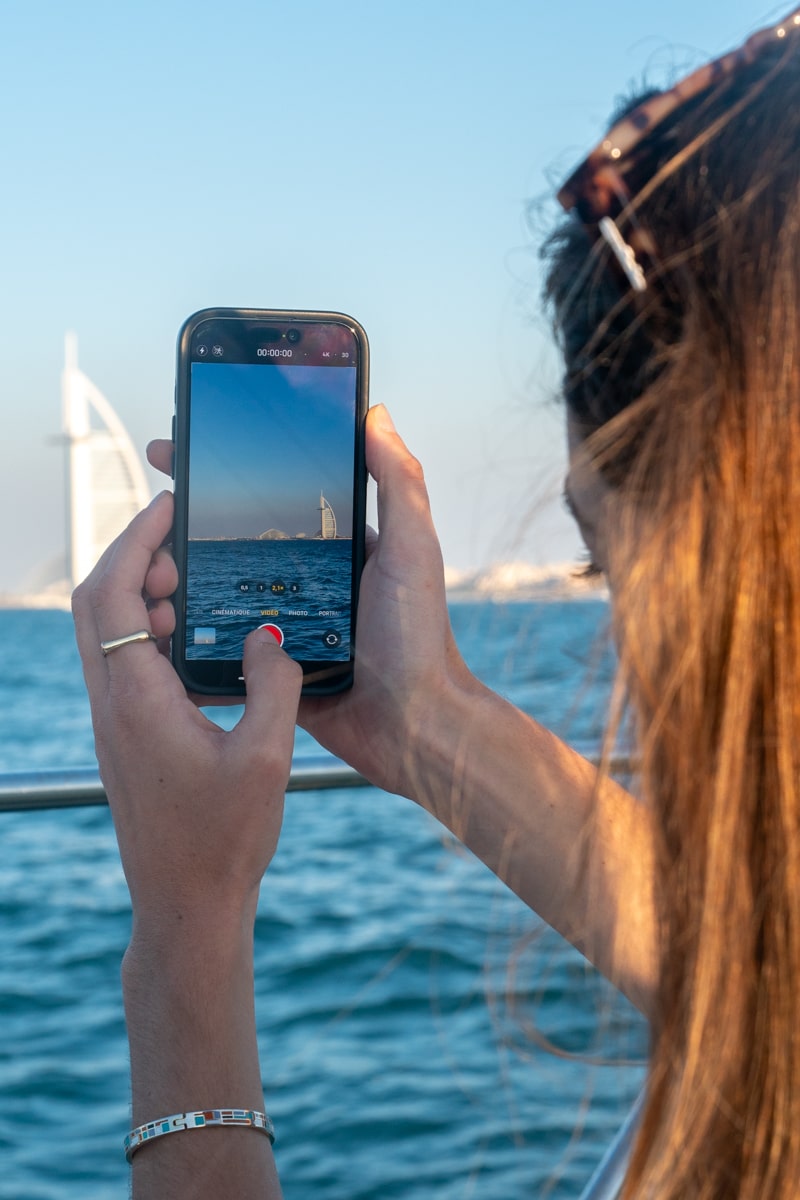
[172, 307, 368, 696]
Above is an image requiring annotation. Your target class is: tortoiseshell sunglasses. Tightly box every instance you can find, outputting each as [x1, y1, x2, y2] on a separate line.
[556, 9, 800, 291]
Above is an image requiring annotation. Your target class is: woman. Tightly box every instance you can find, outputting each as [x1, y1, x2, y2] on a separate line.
[546, 10, 800, 1195]
[72, 9, 800, 1198]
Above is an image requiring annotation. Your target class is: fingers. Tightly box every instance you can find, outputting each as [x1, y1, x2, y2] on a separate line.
[143, 544, 178, 642]
[73, 492, 175, 692]
[145, 546, 178, 599]
[365, 405, 440, 556]
[364, 524, 378, 560]
[367, 404, 428, 497]
[146, 597, 176, 641]
[94, 491, 175, 631]
[235, 632, 303, 765]
[143, 544, 178, 640]
[147, 439, 174, 477]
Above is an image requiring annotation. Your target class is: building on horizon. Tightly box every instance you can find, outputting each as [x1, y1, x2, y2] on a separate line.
[318, 492, 337, 540]
[62, 333, 151, 589]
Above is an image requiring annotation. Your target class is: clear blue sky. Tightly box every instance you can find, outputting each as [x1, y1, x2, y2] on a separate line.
[0, 0, 781, 590]
[188, 363, 356, 537]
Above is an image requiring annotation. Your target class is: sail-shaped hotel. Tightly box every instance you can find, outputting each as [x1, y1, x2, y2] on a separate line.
[62, 333, 151, 589]
[318, 492, 337, 540]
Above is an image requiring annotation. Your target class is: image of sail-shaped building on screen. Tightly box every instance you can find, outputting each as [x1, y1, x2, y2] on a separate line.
[62, 333, 151, 588]
[318, 492, 337, 540]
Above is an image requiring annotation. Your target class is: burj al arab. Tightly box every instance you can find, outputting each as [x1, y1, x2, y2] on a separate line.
[62, 333, 151, 589]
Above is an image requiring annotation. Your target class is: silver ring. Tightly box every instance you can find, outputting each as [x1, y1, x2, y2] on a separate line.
[100, 630, 157, 656]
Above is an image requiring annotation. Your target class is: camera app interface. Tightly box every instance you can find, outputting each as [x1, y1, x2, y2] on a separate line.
[185, 322, 358, 664]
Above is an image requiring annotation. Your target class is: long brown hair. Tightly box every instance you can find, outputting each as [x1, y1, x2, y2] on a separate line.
[544, 33, 800, 1200]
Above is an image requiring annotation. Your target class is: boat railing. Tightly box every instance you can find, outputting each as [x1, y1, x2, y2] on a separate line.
[0, 752, 634, 813]
[0, 758, 372, 813]
[578, 1086, 645, 1200]
[0, 759, 642, 1197]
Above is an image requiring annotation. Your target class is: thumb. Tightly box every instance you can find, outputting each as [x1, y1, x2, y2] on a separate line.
[234, 632, 303, 762]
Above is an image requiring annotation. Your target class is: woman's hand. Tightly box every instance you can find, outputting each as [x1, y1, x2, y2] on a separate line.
[147, 405, 478, 801]
[72, 490, 303, 929]
[298, 405, 480, 795]
[73, 492, 298, 1197]
[146, 410, 657, 1012]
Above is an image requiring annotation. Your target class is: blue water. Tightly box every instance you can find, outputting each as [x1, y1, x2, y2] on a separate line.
[0, 602, 647, 1199]
[186, 538, 353, 660]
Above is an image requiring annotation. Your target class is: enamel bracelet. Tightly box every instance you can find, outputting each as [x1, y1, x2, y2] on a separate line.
[125, 1108, 275, 1163]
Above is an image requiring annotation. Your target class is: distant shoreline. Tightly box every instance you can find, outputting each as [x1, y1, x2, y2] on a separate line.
[444, 561, 608, 602]
[0, 590, 72, 612]
[0, 563, 607, 612]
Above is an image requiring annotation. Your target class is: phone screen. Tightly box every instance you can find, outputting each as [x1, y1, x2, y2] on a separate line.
[173, 310, 368, 694]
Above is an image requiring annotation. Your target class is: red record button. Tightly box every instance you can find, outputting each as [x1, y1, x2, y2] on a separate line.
[257, 623, 284, 647]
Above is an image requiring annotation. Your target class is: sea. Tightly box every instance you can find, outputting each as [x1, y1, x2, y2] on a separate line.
[0, 599, 647, 1200]
[185, 538, 353, 661]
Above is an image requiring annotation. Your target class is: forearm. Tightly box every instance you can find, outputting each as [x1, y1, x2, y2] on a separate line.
[122, 914, 283, 1199]
[403, 677, 657, 1014]
[297, 408, 656, 1011]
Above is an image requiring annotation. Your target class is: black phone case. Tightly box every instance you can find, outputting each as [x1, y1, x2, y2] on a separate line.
[172, 307, 369, 697]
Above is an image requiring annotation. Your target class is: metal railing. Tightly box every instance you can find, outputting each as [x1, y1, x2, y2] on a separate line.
[0, 751, 635, 815]
[578, 1086, 645, 1200]
[0, 756, 371, 813]
[0, 759, 642, 1196]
